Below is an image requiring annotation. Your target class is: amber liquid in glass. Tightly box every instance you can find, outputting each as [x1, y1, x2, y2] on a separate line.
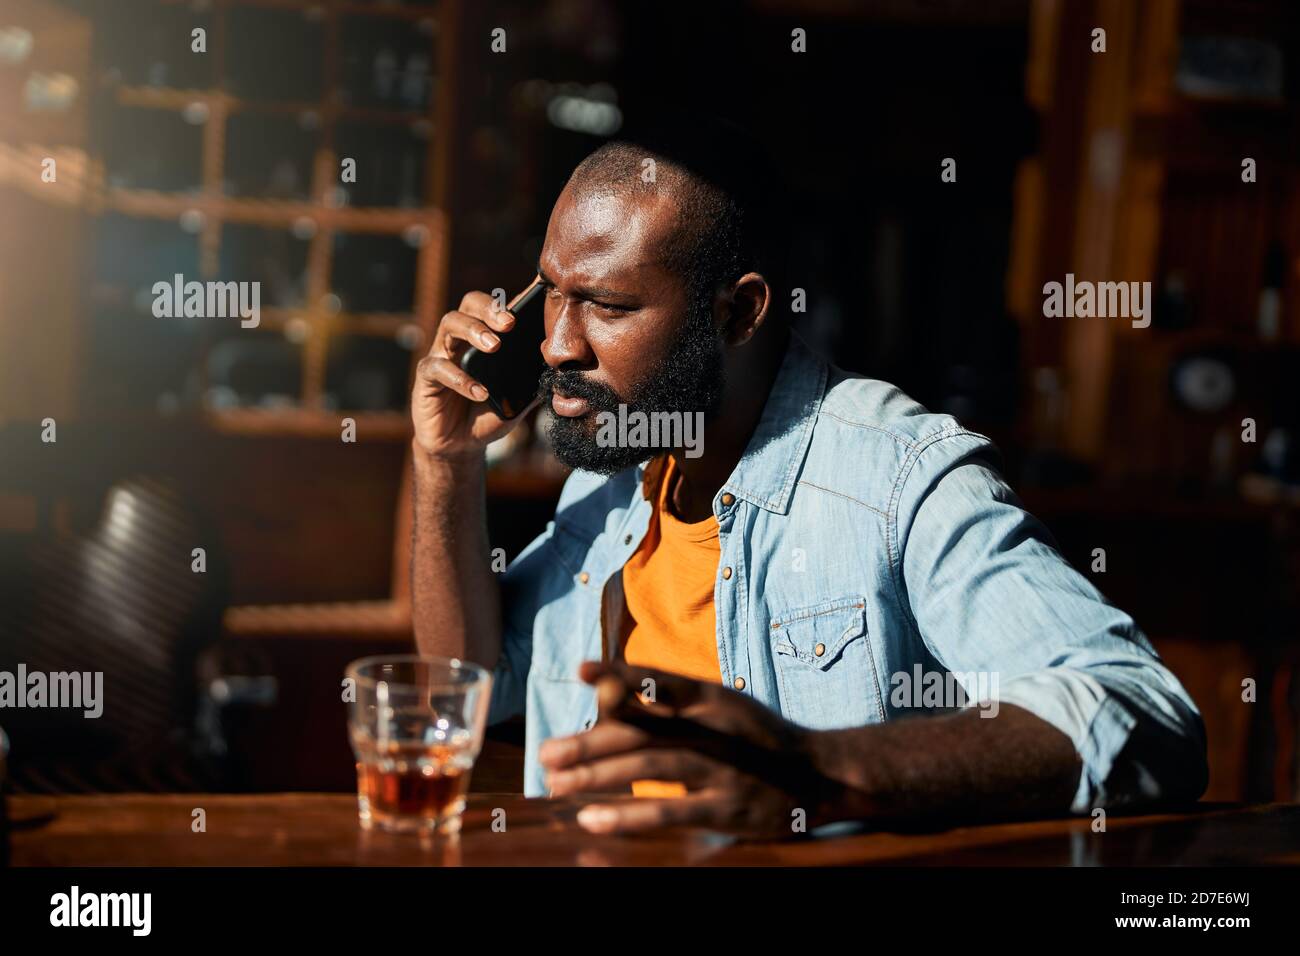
[355, 740, 472, 833]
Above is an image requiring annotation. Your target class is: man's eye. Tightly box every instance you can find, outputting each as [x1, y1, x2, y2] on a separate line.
[593, 301, 633, 315]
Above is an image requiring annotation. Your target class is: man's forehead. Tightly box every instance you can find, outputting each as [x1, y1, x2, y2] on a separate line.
[542, 185, 677, 280]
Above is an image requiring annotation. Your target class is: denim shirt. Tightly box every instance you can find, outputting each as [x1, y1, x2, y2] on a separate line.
[491, 332, 1208, 810]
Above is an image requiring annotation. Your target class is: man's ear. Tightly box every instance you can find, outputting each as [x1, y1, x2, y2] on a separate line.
[720, 272, 771, 346]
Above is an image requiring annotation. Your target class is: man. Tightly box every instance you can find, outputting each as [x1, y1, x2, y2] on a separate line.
[410, 124, 1207, 838]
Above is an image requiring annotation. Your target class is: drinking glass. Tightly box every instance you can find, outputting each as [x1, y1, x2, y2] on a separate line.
[345, 655, 491, 834]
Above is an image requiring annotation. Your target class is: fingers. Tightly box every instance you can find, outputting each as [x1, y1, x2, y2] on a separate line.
[538, 694, 727, 783]
[579, 660, 725, 713]
[412, 288, 527, 409]
[595, 674, 627, 718]
[414, 354, 488, 402]
[576, 793, 723, 835]
[538, 720, 650, 770]
[415, 287, 527, 403]
[547, 749, 715, 796]
[434, 309, 504, 361]
[458, 289, 517, 331]
[422, 290, 521, 369]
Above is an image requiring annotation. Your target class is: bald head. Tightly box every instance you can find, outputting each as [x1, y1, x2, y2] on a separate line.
[564, 125, 785, 313]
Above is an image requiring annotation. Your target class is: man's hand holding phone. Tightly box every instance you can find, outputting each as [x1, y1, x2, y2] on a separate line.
[411, 283, 542, 459]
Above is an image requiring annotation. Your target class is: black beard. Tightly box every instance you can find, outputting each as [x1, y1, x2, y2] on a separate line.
[538, 308, 725, 476]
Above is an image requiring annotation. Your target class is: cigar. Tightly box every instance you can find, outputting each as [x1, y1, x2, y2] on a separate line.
[592, 674, 691, 740]
[595, 674, 625, 715]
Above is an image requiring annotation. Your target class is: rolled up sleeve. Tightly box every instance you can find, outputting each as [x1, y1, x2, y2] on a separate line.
[894, 431, 1208, 812]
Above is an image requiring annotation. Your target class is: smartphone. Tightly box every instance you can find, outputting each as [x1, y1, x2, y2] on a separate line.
[458, 277, 548, 419]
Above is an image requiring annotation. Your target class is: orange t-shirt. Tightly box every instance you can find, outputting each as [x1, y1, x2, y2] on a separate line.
[621, 455, 722, 797]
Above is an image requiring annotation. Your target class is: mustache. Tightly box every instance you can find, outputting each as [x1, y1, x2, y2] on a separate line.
[537, 366, 623, 408]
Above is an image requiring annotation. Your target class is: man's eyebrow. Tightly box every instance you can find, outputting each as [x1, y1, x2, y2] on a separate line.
[536, 260, 638, 302]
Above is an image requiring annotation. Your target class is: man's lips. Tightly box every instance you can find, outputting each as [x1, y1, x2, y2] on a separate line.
[550, 391, 591, 417]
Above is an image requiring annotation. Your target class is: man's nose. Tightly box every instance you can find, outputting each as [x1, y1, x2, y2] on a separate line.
[541, 300, 595, 369]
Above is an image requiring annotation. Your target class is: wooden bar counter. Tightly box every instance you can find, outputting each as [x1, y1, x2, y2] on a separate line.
[8, 794, 1300, 866]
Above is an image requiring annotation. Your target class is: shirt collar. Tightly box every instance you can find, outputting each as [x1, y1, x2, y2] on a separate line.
[635, 331, 827, 515]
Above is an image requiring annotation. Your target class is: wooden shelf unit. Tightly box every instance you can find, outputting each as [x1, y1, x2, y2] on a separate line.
[115, 83, 432, 126]
[95, 0, 462, 438]
[157, 0, 444, 21]
[1009, 0, 1300, 480]
[81, 0, 470, 633]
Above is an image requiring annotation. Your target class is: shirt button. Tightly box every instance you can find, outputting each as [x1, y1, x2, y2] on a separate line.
[578, 572, 590, 584]
[814, 642, 826, 657]
[721, 493, 735, 507]
[733, 676, 746, 691]
[623, 533, 633, 545]
[721, 566, 733, 580]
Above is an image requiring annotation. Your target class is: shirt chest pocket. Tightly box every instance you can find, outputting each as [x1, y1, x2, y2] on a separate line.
[769, 596, 884, 729]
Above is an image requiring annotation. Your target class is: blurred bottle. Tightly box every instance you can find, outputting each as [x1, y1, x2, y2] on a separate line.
[1031, 367, 1065, 452]
[1153, 271, 1191, 331]
[1021, 367, 1090, 487]
[401, 53, 430, 110]
[399, 151, 419, 207]
[373, 48, 398, 103]
[1257, 241, 1284, 342]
